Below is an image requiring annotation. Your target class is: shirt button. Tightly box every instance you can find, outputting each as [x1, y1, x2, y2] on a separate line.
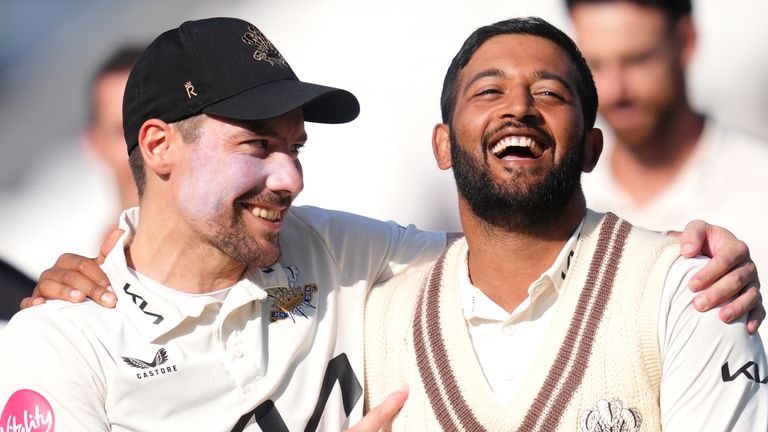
[503, 326, 515, 336]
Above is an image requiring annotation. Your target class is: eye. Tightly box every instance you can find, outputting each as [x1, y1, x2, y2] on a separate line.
[534, 89, 564, 100]
[477, 88, 500, 97]
[244, 139, 269, 150]
[290, 143, 305, 156]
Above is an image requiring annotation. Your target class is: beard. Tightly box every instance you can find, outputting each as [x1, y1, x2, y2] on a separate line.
[450, 129, 584, 234]
[200, 192, 292, 268]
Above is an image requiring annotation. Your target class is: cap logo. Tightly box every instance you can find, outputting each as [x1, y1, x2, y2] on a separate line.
[241, 25, 289, 68]
[184, 81, 198, 99]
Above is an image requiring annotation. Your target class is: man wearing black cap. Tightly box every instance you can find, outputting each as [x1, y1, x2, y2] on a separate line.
[0, 17, 445, 430]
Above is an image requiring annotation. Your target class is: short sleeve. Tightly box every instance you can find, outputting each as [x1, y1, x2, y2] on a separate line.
[658, 256, 768, 431]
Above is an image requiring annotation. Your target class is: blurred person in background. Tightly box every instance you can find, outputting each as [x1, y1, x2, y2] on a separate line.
[0, 44, 143, 279]
[83, 45, 143, 236]
[567, 0, 768, 303]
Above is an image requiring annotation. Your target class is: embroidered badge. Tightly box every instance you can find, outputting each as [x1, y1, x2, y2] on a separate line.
[1, 389, 55, 432]
[580, 398, 642, 432]
[264, 284, 318, 323]
[241, 25, 289, 67]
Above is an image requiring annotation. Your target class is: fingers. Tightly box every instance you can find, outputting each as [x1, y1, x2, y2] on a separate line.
[688, 243, 752, 293]
[692, 259, 759, 319]
[32, 254, 115, 308]
[98, 229, 125, 265]
[718, 285, 760, 324]
[19, 296, 46, 310]
[345, 386, 408, 432]
[678, 220, 709, 257]
[747, 292, 765, 334]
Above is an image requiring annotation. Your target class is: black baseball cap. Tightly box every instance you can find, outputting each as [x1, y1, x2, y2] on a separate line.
[123, 17, 360, 154]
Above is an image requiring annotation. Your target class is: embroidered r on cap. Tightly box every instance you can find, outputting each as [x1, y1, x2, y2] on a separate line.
[184, 81, 197, 99]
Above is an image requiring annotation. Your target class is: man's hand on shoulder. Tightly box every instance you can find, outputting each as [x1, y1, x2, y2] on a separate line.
[674, 220, 763, 333]
[20, 229, 123, 309]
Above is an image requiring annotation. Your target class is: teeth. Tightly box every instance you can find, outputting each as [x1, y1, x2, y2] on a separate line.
[491, 136, 543, 157]
[251, 207, 282, 221]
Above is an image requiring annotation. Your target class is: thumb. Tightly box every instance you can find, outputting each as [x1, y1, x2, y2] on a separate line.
[98, 229, 125, 264]
[345, 386, 408, 432]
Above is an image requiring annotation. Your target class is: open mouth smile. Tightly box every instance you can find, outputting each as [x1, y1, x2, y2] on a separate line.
[242, 204, 285, 223]
[490, 134, 549, 160]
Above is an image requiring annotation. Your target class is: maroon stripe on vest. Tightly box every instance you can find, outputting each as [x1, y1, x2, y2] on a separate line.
[518, 214, 630, 431]
[413, 247, 488, 432]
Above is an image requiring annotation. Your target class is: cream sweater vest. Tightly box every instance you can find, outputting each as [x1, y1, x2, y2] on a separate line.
[365, 211, 680, 431]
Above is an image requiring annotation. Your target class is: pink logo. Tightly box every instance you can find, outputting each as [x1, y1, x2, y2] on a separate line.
[1, 389, 55, 432]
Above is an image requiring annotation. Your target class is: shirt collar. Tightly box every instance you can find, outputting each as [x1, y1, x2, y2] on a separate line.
[103, 208, 279, 343]
[460, 218, 584, 321]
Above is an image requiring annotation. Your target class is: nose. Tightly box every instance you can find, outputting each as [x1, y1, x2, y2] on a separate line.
[594, 64, 627, 106]
[265, 153, 304, 198]
[500, 85, 541, 122]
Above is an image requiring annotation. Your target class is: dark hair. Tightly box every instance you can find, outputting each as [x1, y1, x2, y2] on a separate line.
[565, 0, 692, 22]
[440, 17, 598, 130]
[126, 114, 204, 198]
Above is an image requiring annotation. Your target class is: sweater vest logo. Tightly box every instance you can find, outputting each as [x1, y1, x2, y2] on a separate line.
[121, 348, 179, 380]
[580, 399, 642, 432]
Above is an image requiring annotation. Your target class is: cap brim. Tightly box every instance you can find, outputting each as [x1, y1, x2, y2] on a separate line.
[202, 79, 359, 124]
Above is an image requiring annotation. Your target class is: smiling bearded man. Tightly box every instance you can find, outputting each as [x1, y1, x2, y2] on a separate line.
[0, 18, 448, 431]
[364, 17, 767, 431]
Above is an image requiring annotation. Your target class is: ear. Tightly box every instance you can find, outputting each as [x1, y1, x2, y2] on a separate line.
[137, 119, 173, 176]
[432, 123, 453, 170]
[581, 128, 603, 173]
[675, 15, 697, 67]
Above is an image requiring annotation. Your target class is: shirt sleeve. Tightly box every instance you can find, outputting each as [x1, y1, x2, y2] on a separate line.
[658, 256, 768, 431]
[0, 305, 110, 430]
[289, 206, 447, 286]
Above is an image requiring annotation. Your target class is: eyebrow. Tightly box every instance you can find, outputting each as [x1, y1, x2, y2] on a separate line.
[238, 127, 308, 144]
[461, 68, 505, 96]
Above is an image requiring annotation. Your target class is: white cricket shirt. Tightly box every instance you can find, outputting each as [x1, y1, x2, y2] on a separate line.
[0, 206, 446, 431]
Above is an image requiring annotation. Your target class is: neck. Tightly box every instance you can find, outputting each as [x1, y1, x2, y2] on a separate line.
[118, 180, 139, 211]
[611, 109, 704, 206]
[127, 199, 247, 294]
[460, 193, 586, 313]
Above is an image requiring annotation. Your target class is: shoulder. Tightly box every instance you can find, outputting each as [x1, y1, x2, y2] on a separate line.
[2, 300, 112, 349]
[285, 205, 410, 238]
[284, 205, 446, 273]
